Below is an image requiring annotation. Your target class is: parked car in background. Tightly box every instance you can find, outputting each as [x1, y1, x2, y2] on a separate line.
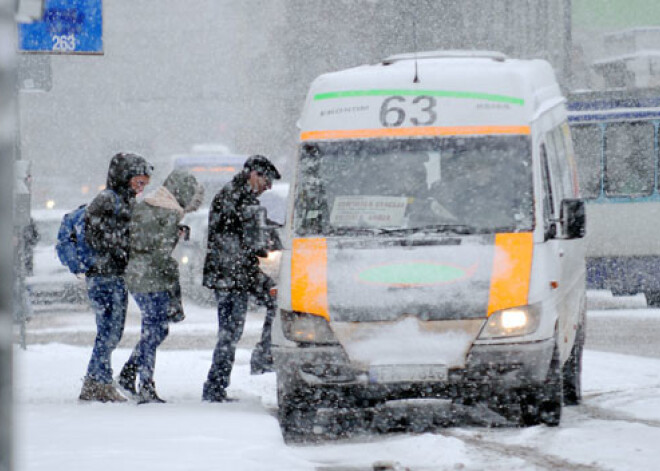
[27, 209, 89, 311]
[174, 182, 289, 305]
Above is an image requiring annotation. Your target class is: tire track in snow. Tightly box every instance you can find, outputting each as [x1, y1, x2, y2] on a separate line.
[581, 383, 660, 428]
[583, 383, 660, 400]
[437, 430, 609, 471]
[578, 403, 660, 428]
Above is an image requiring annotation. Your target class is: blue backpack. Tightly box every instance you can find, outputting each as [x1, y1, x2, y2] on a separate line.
[56, 192, 120, 275]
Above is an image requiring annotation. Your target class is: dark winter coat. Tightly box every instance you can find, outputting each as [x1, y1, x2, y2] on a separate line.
[85, 153, 153, 276]
[203, 171, 266, 292]
[125, 170, 202, 294]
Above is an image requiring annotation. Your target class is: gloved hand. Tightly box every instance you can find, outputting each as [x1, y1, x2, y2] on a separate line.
[167, 296, 185, 323]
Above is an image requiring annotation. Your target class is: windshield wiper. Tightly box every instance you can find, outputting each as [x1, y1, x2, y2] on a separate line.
[379, 224, 479, 235]
[325, 226, 384, 236]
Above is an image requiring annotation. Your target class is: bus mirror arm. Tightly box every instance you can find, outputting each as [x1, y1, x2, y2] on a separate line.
[560, 199, 586, 239]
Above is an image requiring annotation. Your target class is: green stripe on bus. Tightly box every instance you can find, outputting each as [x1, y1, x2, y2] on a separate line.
[358, 262, 468, 285]
[314, 89, 524, 105]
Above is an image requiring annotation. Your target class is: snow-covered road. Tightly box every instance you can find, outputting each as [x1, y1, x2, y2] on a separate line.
[12, 293, 660, 470]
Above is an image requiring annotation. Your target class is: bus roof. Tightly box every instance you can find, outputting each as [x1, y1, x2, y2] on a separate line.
[567, 88, 660, 122]
[299, 50, 563, 139]
[567, 88, 660, 111]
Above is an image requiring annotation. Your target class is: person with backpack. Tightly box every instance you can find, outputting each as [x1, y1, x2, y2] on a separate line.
[116, 170, 204, 404]
[79, 152, 153, 403]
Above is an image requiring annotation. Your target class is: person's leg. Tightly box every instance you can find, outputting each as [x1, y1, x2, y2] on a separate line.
[203, 290, 248, 401]
[251, 293, 276, 374]
[118, 293, 143, 396]
[85, 276, 127, 383]
[117, 345, 139, 395]
[81, 276, 128, 402]
[134, 292, 169, 397]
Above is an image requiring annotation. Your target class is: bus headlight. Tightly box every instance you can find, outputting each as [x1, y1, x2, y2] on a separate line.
[180, 256, 189, 265]
[281, 310, 339, 345]
[266, 250, 282, 263]
[478, 304, 541, 339]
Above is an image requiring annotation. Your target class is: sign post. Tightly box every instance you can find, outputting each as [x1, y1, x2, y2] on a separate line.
[13, 0, 103, 353]
[1, 2, 16, 470]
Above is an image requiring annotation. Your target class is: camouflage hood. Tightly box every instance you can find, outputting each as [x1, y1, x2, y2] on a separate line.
[163, 170, 203, 212]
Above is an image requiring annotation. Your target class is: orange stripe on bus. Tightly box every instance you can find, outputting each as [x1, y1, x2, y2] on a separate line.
[300, 126, 531, 141]
[487, 233, 533, 315]
[291, 238, 329, 320]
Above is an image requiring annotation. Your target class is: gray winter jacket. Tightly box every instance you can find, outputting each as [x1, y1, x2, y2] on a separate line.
[124, 170, 203, 294]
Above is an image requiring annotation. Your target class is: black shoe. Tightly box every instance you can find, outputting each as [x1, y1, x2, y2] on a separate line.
[117, 363, 137, 397]
[250, 361, 274, 375]
[250, 350, 274, 375]
[137, 381, 166, 405]
[203, 394, 238, 403]
[202, 383, 228, 402]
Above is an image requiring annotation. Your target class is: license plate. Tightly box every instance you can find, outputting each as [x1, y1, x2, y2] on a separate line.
[368, 364, 448, 384]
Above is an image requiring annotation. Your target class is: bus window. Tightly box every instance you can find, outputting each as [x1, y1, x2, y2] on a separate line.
[540, 145, 556, 238]
[561, 123, 581, 198]
[570, 124, 602, 199]
[604, 122, 654, 197]
[545, 128, 570, 214]
[550, 127, 575, 199]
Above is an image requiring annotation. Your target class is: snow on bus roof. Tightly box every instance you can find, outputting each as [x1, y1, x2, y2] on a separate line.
[299, 51, 563, 135]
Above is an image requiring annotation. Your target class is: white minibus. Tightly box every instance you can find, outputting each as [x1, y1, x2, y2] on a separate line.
[273, 51, 586, 441]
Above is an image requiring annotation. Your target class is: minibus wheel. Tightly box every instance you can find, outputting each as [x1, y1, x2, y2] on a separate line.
[645, 291, 660, 307]
[520, 343, 563, 427]
[277, 378, 319, 443]
[562, 323, 585, 405]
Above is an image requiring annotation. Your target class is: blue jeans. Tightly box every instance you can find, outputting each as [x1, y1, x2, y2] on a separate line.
[203, 290, 248, 399]
[85, 276, 128, 384]
[124, 291, 170, 386]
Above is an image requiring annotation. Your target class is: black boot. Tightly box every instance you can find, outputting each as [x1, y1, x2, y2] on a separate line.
[137, 380, 166, 405]
[117, 363, 137, 397]
[250, 344, 274, 375]
[202, 382, 228, 402]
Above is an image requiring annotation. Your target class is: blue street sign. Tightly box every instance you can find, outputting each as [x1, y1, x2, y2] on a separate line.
[18, 0, 102, 54]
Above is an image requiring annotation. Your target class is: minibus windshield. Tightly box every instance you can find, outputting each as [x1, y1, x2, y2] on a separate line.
[294, 136, 533, 236]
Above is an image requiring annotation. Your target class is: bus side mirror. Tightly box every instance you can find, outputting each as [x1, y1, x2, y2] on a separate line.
[561, 199, 586, 239]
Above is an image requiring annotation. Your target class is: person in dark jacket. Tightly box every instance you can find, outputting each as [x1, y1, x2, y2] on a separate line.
[202, 155, 281, 402]
[79, 152, 153, 403]
[117, 170, 204, 404]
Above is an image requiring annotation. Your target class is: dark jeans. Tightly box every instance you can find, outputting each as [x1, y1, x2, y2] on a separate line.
[124, 291, 170, 386]
[85, 275, 128, 384]
[203, 290, 249, 399]
[251, 292, 276, 366]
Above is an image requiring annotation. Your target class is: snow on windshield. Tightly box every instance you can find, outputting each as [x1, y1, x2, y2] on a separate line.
[294, 136, 533, 236]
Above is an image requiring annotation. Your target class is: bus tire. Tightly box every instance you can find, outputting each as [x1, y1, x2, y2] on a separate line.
[520, 342, 563, 427]
[645, 291, 660, 307]
[562, 323, 584, 405]
[277, 379, 318, 444]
